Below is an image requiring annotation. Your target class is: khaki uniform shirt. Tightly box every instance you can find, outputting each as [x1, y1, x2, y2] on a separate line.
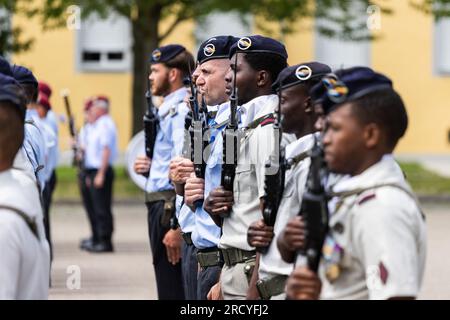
[219, 95, 278, 251]
[320, 155, 426, 300]
[259, 134, 315, 279]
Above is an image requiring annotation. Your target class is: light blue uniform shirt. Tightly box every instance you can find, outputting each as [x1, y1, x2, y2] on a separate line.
[191, 102, 231, 249]
[176, 103, 220, 234]
[45, 110, 59, 174]
[82, 114, 117, 169]
[23, 110, 47, 191]
[147, 87, 189, 193]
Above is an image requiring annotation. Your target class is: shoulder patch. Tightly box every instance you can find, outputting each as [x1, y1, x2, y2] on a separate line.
[169, 106, 178, 117]
[357, 192, 376, 205]
[379, 261, 388, 285]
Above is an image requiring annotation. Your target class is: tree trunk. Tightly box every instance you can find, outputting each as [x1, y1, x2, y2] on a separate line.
[130, 5, 160, 136]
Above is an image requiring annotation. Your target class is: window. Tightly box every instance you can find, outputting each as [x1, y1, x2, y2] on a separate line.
[76, 12, 132, 72]
[434, 17, 450, 75]
[314, 5, 371, 70]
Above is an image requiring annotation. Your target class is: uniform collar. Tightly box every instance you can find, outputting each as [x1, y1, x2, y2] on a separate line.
[240, 94, 277, 127]
[331, 154, 405, 193]
[285, 133, 316, 159]
[159, 87, 187, 117]
[213, 101, 231, 125]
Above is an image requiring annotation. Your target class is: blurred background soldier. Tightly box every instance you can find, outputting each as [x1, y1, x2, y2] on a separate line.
[78, 96, 117, 253]
[35, 84, 59, 260]
[0, 74, 50, 299]
[78, 98, 95, 250]
[10, 64, 50, 194]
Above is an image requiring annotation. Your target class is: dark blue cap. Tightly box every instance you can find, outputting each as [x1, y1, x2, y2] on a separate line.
[229, 35, 288, 60]
[0, 55, 12, 76]
[311, 66, 393, 114]
[0, 74, 26, 121]
[11, 64, 38, 87]
[272, 62, 331, 91]
[197, 36, 238, 65]
[150, 44, 186, 64]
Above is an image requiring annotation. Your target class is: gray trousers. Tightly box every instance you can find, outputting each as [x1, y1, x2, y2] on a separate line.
[220, 258, 256, 300]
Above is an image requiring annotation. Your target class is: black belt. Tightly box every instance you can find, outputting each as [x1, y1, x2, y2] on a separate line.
[197, 247, 223, 268]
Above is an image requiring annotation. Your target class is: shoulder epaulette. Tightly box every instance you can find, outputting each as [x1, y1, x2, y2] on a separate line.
[245, 113, 275, 130]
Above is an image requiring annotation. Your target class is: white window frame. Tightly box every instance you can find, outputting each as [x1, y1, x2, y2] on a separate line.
[75, 12, 132, 73]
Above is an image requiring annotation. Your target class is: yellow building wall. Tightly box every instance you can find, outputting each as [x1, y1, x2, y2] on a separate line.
[12, 2, 450, 155]
[371, 0, 450, 154]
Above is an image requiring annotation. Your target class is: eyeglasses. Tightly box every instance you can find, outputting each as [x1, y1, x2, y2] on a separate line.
[322, 74, 348, 103]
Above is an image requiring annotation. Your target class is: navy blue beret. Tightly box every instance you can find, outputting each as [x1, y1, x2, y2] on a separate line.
[197, 35, 238, 65]
[0, 55, 12, 76]
[229, 35, 288, 60]
[150, 44, 186, 64]
[272, 62, 331, 91]
[0, 74, 26, 121]
[11, 64, 38, 88]
[311, 66, 393, 114]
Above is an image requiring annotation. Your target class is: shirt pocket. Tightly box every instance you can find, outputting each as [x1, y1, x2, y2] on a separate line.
[235, 163, 257, 203]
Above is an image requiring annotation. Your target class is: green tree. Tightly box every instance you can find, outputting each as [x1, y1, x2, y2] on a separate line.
[0, 0, 33, 55]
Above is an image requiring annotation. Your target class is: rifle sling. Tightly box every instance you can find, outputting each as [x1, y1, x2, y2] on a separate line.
[0, 205, 39, 240]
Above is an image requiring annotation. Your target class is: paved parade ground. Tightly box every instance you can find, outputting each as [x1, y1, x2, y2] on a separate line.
[49, 202, 450, 300]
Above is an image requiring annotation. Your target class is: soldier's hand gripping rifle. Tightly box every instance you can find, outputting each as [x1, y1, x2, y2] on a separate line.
[259, 83, 289, 253]
[297, 136, 329, 272]
[221, 53, 239, 195]
[61, 89, 82, 169]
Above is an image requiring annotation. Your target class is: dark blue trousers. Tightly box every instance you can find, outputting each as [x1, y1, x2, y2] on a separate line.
[146, 200, 185, 300]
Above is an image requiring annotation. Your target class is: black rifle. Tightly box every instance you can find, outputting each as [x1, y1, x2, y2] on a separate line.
[182, 78, 193, 159]
[259, 84, 288, 253]
[221, 53, 239, 194]
[186, 74, 209, 208]
[143, 86, 159, 163]
[61, 90, 82, 169]
[297, 137, 329, 272]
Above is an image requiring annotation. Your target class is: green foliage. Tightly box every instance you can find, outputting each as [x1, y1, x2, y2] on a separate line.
[54, 166, 143, 201]
[400, 162, 450, 195]
[52, 163, 450, 202]
[411, 0, 450, 20]
[0, 0, 34, 54]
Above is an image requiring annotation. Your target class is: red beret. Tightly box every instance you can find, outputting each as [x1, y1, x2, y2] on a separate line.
[38, 81, 52, 98]
[92, 95, 110, 109]
[38, 94, 51, 110]
[84, 97, 94, 111]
